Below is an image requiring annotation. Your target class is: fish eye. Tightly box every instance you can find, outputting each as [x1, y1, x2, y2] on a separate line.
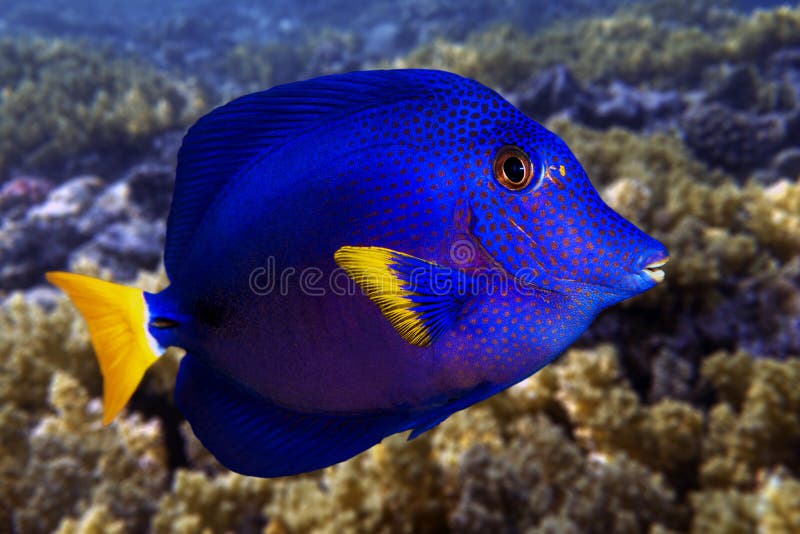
[493, 146, 534, 191]
[150, 317, 178, 329]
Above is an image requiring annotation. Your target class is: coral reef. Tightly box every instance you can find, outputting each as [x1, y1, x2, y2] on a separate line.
[680, 102, 786, 173]
[391, 3, 800, 175]
[169, 348, 800, 533]
[14, 372, 168, 533]
[218, 29, 363, 97]
[151, 470, 273, 534]
[5, 319, 798, 533]
[0, 38, 206, 180]
[700, 352, 800, 489]
[1, 1, 799, 532]
[0, 265, 176, 532]
[1, 0, 629, 90]
[547, 120, 800, 395]
[0, 155, 179, 290]
[395, 4, 800, 90]
[2, 113, 799, 532]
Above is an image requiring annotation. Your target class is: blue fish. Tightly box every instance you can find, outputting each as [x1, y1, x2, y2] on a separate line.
[47, 69, 668, 477]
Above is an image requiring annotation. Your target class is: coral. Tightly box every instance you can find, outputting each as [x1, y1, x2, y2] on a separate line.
[392, 18, 710, 90]
[392, 24, 539, 91]
[218, 28, 362, 98]
[13, 372, 168, 533]
[628, 0, 737, 28]
[151, 470, 273, 534]
[725, 6, 800, 63]
[756, 469, 800, 533]
[690, 468, 800, 533]
[4, 278, 800, 533]
[427, 404, 505, 472]
[689, 488, 757, 533]
[449, 415, 683, 534]
[222, 42, 304, 94]
[0, 264, 173, 532]
[0, 285, 100, 417]
[394, 4, 800, 90]
[746, 180, 800, 261]
[264, 432, 447, 534]
[548, 119, 800, 369]
[0, 38, 206, 180]
[516, 346, 704, 484]
[0, 289, 96, 530]
[54, 504, 127, 534]
[0, 176, 52, 220]
[700, 352, 800, 489]
[681, 103, 785, 173]
[703, 64, 760, 111]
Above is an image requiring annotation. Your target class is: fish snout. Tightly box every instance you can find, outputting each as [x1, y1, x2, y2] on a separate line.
[636, 245, 670, 285]
[642, 257, 669, 283]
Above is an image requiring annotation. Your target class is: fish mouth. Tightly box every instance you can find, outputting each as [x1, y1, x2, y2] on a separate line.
[642, 257, 669, 283]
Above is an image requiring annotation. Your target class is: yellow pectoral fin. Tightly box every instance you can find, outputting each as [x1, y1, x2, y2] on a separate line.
[334, 246, 472, 347]
[46, 272, 161, 424]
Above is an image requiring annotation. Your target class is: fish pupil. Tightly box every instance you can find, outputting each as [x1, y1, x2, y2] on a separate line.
[503, 157, 526, 183]
[150, 317, 178, 329]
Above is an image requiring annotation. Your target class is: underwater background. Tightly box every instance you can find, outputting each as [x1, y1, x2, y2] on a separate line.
[1, 0, 799, 532]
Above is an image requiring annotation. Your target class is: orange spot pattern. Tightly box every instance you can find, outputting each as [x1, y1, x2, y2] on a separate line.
[316, 70, 663, 388]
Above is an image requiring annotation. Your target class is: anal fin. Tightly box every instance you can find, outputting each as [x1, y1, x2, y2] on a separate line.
[175, 354, 416, 477]
[407, 381, 504, 439]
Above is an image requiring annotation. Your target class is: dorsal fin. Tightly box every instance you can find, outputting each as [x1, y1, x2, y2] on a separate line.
[164, 69, 465, 278]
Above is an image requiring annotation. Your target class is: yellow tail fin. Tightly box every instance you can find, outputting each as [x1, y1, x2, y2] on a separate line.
[46, 272, 162, 424]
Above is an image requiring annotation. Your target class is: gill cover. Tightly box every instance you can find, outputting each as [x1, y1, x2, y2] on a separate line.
[46, 272, 162, 424]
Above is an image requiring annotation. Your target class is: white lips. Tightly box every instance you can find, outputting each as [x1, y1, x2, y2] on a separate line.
[643, 258, 668, 283]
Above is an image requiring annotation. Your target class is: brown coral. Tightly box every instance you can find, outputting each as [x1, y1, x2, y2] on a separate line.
[14, 372, 168, 533]
[700, 352, 800, 489]
[152, 470, 274, 534]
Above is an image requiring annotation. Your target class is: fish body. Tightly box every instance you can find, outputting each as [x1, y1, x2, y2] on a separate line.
[48, 69, 668, 477]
